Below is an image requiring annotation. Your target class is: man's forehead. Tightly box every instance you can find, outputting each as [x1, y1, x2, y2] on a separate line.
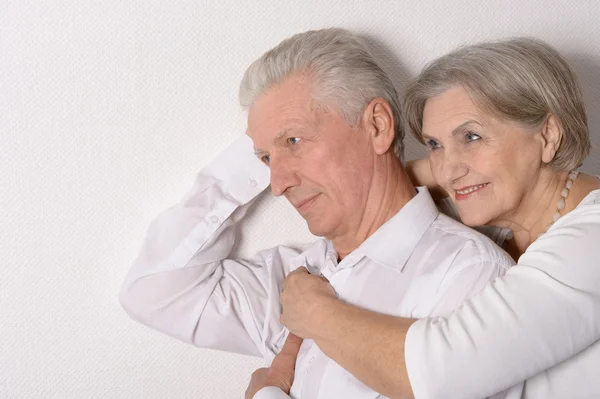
[247, 98, 317, 146]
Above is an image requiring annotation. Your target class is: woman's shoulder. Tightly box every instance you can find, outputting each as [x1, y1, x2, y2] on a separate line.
[558, 188, 600, 229]
[515, 190, 600, 296]
[543, 188, 600, 241]
[577, 187, 600, 206]
[521, 188, 600, 274]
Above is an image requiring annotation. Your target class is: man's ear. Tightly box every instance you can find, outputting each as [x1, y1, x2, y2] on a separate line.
[361, 97, 396, 155]
[540, 113, 563, 164]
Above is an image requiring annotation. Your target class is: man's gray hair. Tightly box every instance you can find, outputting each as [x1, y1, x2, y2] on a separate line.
[239, 28, 405, 158]
[403, 37, 590, 171]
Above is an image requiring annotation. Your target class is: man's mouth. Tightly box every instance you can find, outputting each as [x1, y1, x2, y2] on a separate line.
[293, 194, 320, 212]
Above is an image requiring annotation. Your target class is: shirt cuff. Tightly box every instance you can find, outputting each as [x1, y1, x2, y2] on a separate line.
[204, 134, 270, 205]
[253, 386, 291, 399]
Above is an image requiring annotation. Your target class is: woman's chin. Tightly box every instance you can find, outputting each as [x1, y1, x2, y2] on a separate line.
[457, 212, 494, 227]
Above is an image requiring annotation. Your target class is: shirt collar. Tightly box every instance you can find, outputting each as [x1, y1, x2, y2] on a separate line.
[347, 186, 439, 272]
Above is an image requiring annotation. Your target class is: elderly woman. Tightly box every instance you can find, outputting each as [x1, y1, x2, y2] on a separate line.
[251, 38, 600, 398]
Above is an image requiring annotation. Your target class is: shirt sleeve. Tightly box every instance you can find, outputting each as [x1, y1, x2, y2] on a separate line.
[119, 135, 295, 359]
[425, 243, 524, 399]
[253, 387, 291, 399]
[430, 259, 506, 317]
[405, 202, 600, 398]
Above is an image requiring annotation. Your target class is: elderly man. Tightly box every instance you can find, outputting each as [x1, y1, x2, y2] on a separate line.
[120, 28, 514, 398]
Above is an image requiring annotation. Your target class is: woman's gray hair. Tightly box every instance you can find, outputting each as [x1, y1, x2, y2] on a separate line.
[403, 37, 590, 171]
[239, 28, 405, 158]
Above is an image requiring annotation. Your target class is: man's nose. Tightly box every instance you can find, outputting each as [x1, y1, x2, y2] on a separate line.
[269, 156, 300, 196]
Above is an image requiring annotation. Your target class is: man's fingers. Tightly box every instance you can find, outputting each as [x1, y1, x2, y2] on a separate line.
[277, 332, 303, 359]
[271, 332, 303, 370]
[245, 368, 269, 399]
[282, 332, 304, 353]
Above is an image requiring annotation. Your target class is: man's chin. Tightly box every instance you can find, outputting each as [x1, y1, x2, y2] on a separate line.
[305, 219, 331, 238]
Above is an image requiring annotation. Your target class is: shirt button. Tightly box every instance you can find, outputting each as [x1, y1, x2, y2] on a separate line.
[249, 179, 257, 187]
[210, 216, 219, 223]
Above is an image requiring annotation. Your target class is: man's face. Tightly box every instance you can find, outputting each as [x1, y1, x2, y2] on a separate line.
[247, 74, 376, 240]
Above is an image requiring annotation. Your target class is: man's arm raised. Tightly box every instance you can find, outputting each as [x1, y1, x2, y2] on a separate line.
[120, 136, 295, 358]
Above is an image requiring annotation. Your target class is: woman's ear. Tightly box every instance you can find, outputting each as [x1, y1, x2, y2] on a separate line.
[540, 113, 563, 164]
[362, 97, 395, 155]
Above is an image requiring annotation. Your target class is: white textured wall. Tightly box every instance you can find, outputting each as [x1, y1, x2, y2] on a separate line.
[1, 1, 599, 398]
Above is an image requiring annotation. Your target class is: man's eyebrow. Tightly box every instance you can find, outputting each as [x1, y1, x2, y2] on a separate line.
[273, 128, 291, 142]
[253, 128, 299, 155]
[422, 119, 482, 140]
[253, 149, 268, 158]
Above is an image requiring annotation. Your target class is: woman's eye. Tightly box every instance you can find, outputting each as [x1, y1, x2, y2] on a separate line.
[287, 137, 301, 145]
[261, 155, 271, 165]
[425, 139, 441, 150]
[465, 131, 482, 142]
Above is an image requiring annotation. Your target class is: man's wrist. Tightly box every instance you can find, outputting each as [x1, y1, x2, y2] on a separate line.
[204, 135, 270, 205]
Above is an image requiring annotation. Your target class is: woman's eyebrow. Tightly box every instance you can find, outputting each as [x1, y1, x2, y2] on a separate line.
[422, 119, 483, 140]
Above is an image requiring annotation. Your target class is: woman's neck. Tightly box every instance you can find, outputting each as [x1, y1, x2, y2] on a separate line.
[487, 169, 569, 258]
[492, 172, 600, 260]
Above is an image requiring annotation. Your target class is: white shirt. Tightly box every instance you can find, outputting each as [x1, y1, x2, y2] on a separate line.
[406, 188, 600, 399]
[120, 136, 516, 398]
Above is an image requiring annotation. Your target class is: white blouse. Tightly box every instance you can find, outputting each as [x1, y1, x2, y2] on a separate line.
[406, 188, 600, 398]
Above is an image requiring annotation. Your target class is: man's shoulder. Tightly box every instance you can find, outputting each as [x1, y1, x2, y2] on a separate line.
[426, 213, 515, 269]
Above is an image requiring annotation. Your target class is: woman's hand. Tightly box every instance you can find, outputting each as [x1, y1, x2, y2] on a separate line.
[280, 267, 337, 339]
[279, 267, 416, 399]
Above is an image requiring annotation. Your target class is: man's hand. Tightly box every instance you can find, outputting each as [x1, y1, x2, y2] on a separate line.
[245, 333, 303, 399]
[280, 267, 337, 339]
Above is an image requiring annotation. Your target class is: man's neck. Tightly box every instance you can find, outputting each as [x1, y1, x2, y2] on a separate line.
[333, 158, 416, 260]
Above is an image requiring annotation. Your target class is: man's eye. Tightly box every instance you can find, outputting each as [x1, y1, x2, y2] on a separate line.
[425, 139, 440, 150]
[465, 131, 482, 142]
[261, 155, 271, 165]
[287, 137, 301, 145]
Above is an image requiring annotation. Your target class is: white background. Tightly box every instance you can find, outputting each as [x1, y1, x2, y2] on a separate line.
[1, 1, 599, 398]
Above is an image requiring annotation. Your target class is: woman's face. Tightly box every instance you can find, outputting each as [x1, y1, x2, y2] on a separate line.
[422, 85, 547, 227]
